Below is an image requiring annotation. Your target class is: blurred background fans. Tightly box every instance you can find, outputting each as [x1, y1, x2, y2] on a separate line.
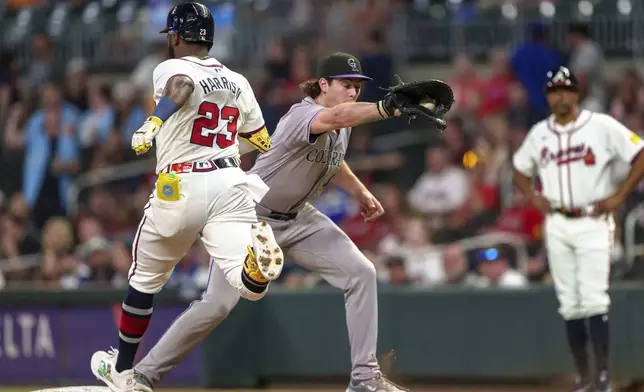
[0, 0, 644, 298]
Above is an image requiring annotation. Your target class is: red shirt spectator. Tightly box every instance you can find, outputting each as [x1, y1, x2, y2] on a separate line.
[493, 189, 544, 242]
[449, 54, 485, 113]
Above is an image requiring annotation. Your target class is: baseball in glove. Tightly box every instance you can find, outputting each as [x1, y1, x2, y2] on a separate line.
[376, 75, 455, 130]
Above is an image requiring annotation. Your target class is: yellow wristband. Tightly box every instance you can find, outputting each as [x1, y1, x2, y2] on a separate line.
[147, 116, 164, 127]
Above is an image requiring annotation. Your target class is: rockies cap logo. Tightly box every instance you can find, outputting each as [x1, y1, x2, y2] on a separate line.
[347, 58, 359, 73]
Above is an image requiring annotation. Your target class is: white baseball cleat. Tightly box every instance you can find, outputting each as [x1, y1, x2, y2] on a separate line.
[90, 348, 134, 392]
[250, 221, 284, 281]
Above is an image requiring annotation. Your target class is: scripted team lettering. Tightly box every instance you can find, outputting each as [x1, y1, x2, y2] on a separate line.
[0, 313, 55, 359]
[198, 76, 242, 100]
[306, 148, 345, 167]
[540, 143, 596, 167]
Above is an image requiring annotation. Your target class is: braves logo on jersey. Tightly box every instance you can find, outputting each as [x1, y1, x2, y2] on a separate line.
[539, 144, 596, 167]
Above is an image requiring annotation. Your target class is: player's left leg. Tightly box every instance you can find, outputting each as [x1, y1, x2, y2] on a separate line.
[574, 216, 615, 392]
[91, 197, 203, 392]
[133, 262, 242, 391]
[545, 214, 592, 392]
[201, 183, 283, 301]
[282, 205, 407, 392]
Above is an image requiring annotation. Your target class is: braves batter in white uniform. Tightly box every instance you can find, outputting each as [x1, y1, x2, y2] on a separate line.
[128, 52, 447, 392]
[89, 3, 283, 391]
[513, 66, 644, 392]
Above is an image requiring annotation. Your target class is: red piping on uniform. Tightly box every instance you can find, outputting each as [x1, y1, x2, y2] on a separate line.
[128, 205, 150, 281]
[547, 112, 593, 209]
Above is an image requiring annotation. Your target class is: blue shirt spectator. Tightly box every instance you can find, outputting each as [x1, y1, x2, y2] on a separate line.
[77, 82, 115, 148]
[511, 23, 562, 124]
[23, 84, 80, 227]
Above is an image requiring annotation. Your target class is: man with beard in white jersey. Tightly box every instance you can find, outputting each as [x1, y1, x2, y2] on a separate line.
[513, 66, 644, 392]
[89, 3, 283, 391]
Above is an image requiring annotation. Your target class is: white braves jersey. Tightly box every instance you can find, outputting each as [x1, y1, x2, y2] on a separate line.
[152, 56, 264, 173]
[513, 110, 644, 208]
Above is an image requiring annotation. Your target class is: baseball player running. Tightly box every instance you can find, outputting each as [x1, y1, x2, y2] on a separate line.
[130, 54, 453, 392]
[89, 3, 284, 391]
[513, 66, 644, 392]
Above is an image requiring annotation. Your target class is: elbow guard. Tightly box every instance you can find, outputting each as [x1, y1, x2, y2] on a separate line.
[240, 126, 271, 153]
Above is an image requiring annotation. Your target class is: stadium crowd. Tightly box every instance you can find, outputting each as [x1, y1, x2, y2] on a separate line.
[0, 0, 642, 297]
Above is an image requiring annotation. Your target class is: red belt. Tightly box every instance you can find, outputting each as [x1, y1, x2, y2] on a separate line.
[161, 157, 239, 174]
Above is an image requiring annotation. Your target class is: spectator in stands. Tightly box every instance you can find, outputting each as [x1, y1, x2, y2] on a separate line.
[27, 32, 58, 89]
[112, 81, 146, 147]
[395, 215, 445, 287]
[0, 194, 40, 282]
[358, 30, 393, 102]
[130, 41, 166, 99]
[264, 38, 291, 83]
[407, 144, 469, 229]
[478, 48, 514, 118]
[38, 217, 78, 288]
[470, 247, 528, 289]
[566, 22, 606, 112]
[506, 82, 530, 130]
[442, 116, 471, 166]
[479, 115, 510, 186]
[343, 126, 403, 184]
[441, 243, 476, 286]
[22, 83, 80, 228]
[445, 152, 499, 241]
[63, 58, 89, 112]
[384, 255, 413, 286]
[77, 80, 115, 168]
[448, 53, 484, 116]
[0, 50, 22, 120]
[2, 100, 32, 198]
[77, 238, 131, 288]
[608, 67, 644, 124]
[510, 22, 561, 125]
[489, 186, 544, 245]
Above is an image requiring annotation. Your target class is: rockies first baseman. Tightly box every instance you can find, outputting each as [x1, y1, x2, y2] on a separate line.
[89, 3, 284, 391]
[513, 66, 644, 392]
[131, 54, 454, 392]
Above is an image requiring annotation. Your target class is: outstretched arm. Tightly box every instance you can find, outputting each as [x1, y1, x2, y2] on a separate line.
[310, 102, 398, 135]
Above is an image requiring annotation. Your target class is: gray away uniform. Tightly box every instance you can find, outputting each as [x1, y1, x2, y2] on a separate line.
[135, 96, 380, 383]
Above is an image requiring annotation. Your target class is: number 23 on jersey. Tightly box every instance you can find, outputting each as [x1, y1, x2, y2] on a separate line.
[191, 101, 240, 149]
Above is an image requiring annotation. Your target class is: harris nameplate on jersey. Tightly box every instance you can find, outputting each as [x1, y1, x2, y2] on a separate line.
[198, 76, 242, 100]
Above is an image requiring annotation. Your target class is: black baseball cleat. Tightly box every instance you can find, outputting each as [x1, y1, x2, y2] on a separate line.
[572, 375, 593, 392]
[595, 370, 613, 392]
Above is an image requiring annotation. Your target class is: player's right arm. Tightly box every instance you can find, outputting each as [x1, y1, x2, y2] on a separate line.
[310, 102, 400, 135]
[131, 60, 195, 155]
[512, 127, 552, 213]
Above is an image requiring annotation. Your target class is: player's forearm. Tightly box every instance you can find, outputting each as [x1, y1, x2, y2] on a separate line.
[311, 102, 384, 134]
[513, 169, 535, 198]
[332, 161, 368, 197]
[616, 149, 644, 198]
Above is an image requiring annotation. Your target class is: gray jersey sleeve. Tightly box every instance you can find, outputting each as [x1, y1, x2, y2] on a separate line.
[278, 98, 325, 146]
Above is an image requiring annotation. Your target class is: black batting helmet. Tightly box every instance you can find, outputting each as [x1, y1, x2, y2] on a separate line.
[160, 2, 214, 50]
[545, 66, 579, 93]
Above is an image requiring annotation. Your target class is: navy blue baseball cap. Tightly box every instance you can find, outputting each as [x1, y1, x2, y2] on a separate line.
[318, 52, 372, 81]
